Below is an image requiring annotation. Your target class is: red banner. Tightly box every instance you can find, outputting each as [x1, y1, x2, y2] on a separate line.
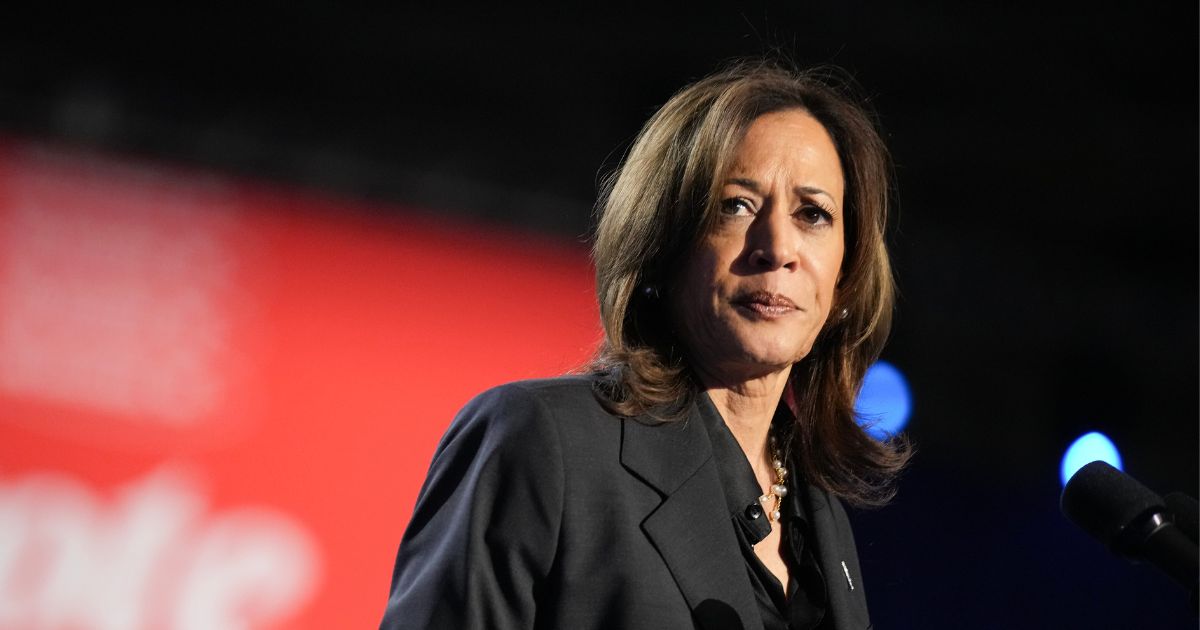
[0, 141, 600, 629]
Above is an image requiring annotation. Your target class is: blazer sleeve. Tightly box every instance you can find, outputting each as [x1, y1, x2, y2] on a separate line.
[380, 384, 565, 630]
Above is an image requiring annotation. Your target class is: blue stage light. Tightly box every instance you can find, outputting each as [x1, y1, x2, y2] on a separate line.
[1060, 432, 1123, 488]
[854, 361, 912, 440]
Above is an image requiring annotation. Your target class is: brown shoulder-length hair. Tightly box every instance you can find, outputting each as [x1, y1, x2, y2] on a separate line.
[590, 60, 910, 507]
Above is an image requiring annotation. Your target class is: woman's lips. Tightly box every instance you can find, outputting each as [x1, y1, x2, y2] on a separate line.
[731, 291, 800, 318]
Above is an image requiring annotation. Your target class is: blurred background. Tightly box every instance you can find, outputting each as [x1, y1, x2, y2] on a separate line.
[0, 3, 1195, 629]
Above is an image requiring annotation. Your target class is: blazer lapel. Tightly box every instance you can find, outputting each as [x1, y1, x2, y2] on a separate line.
[621, 410, 762, 630]
[800, 484, 872, 630]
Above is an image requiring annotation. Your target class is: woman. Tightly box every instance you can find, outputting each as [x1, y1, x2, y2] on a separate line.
[380, 60, 909, 630]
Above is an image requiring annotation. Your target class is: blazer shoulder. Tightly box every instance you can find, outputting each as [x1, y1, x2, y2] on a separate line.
[480, 374, 605, 404]
[440, 375, 608, 452]
[384, 380, 578, 629]
[460, 375, 608, 422]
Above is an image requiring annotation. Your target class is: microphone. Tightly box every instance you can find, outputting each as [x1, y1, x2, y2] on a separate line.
[1061, 461, 1198, 606]
[1165, 492, 1199, 545]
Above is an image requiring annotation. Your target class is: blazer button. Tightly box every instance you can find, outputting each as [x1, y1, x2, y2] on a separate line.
[745, 504, 763, 520]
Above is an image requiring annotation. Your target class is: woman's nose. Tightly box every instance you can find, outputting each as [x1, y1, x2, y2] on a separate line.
[746, 211, 799, 271]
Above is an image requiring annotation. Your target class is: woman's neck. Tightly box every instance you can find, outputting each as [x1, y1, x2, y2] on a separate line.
[699, 365, 791, 478]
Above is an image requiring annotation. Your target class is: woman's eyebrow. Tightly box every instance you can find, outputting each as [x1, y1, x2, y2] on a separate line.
[725, 177, 762, 193]
[726, 178, 837, 205]
[794, 185, 834, 201]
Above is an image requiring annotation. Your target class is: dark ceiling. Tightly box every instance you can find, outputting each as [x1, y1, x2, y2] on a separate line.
[8, 5, 1194, 234]
[2, 4, 1196, 624]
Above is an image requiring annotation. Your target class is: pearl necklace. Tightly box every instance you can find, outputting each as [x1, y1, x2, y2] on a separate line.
[757, 434, 789, 523]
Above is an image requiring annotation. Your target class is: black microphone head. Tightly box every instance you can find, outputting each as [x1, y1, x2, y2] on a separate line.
[1164, 492, 1199, 544]
[1061, 460, 1166, 553]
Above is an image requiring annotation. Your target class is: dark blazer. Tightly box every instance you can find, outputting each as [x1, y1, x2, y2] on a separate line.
[380, 375, 872, 630]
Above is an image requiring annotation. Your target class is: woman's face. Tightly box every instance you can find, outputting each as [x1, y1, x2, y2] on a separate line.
[671, 109, 846, 384]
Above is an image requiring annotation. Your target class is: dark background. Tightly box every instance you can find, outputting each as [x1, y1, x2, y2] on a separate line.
[3, 4, 1195, 627]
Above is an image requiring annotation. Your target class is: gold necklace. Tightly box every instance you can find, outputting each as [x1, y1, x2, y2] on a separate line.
[757, 434, 789, 523]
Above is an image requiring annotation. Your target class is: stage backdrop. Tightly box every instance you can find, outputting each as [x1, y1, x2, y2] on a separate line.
[0, 140, 601, 630]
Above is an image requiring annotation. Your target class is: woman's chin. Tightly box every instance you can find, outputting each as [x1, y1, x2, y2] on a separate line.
[715, 348, 807, 383]
[735, 338, 811, 370]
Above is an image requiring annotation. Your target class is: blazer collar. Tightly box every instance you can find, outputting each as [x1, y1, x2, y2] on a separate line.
[618, 402, 710, 496]
[620, 395, 764, 630]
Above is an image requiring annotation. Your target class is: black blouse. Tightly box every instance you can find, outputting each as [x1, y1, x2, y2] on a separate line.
[698, 395, 830, 630]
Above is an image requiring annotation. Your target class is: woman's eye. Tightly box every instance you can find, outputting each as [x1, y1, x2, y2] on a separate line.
[798, 204, 833, 226]
[720, 197, 754, 216]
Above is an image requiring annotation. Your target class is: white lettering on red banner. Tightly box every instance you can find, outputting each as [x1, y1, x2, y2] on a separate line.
[0, 467, 320, 630]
